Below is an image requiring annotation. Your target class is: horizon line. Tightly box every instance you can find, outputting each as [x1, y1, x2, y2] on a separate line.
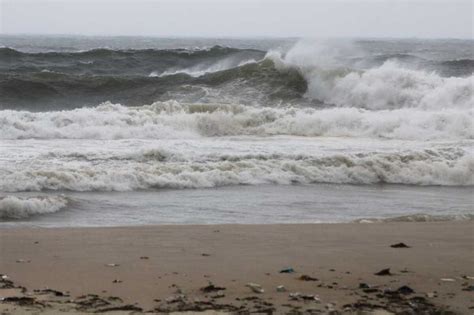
[1, 33, 473, 41]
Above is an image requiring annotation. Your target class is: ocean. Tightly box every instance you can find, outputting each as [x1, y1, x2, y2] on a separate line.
[0, 35, 472, 226]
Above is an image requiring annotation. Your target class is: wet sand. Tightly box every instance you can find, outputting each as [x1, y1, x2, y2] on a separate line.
[1, 222, 473, 314]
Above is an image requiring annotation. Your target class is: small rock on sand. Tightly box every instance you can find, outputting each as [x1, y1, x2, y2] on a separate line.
[375, 268, 392, 276]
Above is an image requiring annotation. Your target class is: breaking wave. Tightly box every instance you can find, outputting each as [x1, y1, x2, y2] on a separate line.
[267, 41, 474, 110]
[1, 148, 472, 192]
[1, 101, 472, 140]
[0, 195, 69, 219]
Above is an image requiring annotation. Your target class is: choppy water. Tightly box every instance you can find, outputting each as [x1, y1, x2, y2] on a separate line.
[0, 36, 472, 226]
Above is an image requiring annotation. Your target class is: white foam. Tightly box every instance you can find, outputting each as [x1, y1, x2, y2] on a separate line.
[1, 101, 472, 140]
[0, 195, 69, 219]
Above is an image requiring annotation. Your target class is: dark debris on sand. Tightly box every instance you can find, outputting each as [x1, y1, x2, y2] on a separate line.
[0, 272, 465, 314]
[390, 242, 411, 248]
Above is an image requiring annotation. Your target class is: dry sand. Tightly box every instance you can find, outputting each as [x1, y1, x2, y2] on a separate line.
[1, 222, 473, 314]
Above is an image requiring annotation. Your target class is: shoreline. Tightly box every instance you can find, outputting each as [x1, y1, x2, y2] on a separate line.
[3, 183, 473, 227]
[1, 221, 473, 313]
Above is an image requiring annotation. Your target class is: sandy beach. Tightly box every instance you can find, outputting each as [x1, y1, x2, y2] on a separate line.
[1, 221, 473, 314]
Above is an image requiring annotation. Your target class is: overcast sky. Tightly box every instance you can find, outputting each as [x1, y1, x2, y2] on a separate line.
[1, 0, 472, 38]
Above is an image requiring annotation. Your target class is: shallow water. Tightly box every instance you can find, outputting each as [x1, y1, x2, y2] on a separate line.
[1, 184, 472, 227]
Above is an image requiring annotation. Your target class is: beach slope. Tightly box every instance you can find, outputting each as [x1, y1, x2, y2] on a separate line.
[1, 222, 473, 313]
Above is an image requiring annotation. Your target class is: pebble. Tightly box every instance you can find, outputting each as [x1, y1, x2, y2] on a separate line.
[246, 283, 264, 294]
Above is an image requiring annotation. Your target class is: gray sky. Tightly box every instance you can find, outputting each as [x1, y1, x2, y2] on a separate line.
[1, 0, 472, 38]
